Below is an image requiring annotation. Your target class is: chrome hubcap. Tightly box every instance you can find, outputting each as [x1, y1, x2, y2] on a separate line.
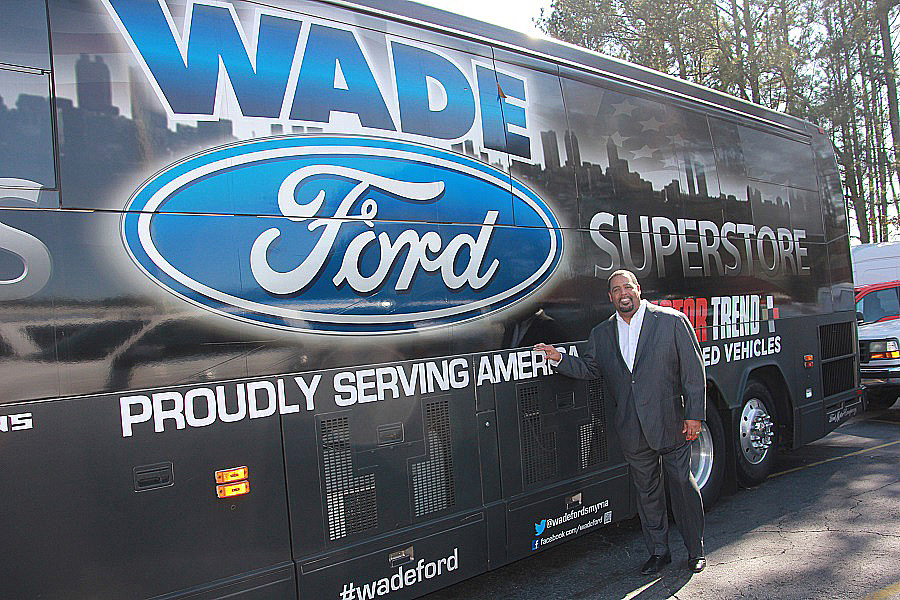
[690, 422, 714, 489]
[739, 399, 773, 464]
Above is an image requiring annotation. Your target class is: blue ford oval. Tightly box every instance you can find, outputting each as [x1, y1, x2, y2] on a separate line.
[122, 136, 562, 334]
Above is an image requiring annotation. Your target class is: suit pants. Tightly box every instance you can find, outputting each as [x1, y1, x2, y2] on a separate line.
[623, 432, 705, 557]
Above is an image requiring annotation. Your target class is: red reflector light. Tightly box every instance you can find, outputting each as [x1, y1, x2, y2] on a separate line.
[216, 481, 250, 498]
[804, 355, 813, 361]
[215, 466, 249, 484]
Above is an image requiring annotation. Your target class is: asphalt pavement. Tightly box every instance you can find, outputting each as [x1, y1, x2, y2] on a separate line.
[423, 403, 900, 600]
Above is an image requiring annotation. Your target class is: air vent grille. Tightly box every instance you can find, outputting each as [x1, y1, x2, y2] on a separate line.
[580, 378, 608, 469]
[412, 400, 456, 517]
[819, 322, 856, 398]
[519, 383, 558, 485]
[820, 322, 854, 360]
[320, 417, 377, 541]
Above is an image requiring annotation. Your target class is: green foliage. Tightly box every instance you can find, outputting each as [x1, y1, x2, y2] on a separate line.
[535, 0, 900, 240]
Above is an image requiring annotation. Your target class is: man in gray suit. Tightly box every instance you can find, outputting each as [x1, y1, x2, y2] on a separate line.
[534, 269, 707, 575]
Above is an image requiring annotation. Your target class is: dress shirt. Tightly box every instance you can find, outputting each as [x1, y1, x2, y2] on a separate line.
[616, 299, 647, 372]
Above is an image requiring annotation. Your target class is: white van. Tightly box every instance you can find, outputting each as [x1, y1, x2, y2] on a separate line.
[851, 242, 900, 286]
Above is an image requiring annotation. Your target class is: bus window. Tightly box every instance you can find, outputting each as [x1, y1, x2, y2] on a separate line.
[0, 69, 57, 189]
[739, 126, 824, 240]
[738, 125, 817, 190]
[494, 50, 576, 227]
[709, 117, 752, 223]
[558, 70, 625, 224]
[812, 134, 848, 241]
[670, 106, 722, 223]
[788, 186, 825, 241]
[747, 180, 791, 235]
[0, 0, 50, 71]
[561, 70, 697, 225]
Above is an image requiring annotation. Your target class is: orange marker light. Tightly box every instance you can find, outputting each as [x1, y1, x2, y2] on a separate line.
[216, 481, 250, 498]
[215, 466, 249, 484]
[870, 340, 900, 360]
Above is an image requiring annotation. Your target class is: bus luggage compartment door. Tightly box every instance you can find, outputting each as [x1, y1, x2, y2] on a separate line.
[491, 373, 626, 496]
[0, 386, 294, 600]
[282, 358, 488, 598]
[488, 366, 632, 559]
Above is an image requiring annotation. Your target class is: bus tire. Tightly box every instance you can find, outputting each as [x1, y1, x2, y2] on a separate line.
[734, 380, 778, 487]
[691, 403, 725, 508]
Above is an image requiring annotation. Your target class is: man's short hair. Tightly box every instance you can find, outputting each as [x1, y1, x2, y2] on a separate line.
[607, 269, 638, 292]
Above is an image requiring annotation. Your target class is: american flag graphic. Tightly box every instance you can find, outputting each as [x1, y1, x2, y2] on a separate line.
[592, 90, 685, 189]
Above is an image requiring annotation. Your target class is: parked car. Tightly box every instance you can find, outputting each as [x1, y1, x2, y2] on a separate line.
[857, 320, 900, 408]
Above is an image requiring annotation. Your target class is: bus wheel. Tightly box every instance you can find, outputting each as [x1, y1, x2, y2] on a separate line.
[734, 380, 777, 487]
[690, 404, 724, 508]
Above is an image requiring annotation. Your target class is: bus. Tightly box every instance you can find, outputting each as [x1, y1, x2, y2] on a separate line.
[0, 0, 858, 598]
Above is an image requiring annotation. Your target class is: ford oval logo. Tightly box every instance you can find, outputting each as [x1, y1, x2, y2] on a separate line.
[122, 136, 562, 334]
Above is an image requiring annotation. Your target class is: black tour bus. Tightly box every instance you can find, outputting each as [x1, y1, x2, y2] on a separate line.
[0, 0, 858, 598]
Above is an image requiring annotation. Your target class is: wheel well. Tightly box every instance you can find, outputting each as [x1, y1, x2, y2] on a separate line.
[706, 380, 736, 494]
[746, 366, 793, 449]
[706, 380, 732, 439]
[706, 379, 728, 416]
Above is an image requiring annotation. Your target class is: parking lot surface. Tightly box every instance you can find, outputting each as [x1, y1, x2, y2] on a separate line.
[423, 404, 900, 600]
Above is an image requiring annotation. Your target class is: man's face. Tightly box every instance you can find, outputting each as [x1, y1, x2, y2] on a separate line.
[608, 274, 641, 317]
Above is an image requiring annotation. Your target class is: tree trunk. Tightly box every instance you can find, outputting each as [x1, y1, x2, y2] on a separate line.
[742, 0, 761, 103]
[729, 0, 750, 100]
[877, 0, 900, 210]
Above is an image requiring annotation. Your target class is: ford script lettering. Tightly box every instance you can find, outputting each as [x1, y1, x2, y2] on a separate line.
[122, 137, 562, 334]
[249, 166, 499, 295]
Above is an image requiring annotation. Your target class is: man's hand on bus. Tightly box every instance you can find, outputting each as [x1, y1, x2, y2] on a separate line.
[683, 419, 702, 441]
[533, 343, 561, 362]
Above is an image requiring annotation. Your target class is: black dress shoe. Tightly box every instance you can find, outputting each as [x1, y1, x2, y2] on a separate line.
[687, 556, 706, 573]
[640, 553, 672, 574]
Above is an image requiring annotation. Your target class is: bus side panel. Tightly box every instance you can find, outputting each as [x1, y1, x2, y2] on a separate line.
[283, 357, 488, 596]
[0, 383, 293, 600]
[505, 468, 631, 561]
[297, 512, 489, 600]
[485, 347, 633, 557]
[0, 208, 61, 402]
[490, 356, 626, 498]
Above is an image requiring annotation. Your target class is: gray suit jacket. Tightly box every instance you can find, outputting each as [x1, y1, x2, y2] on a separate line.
[555, 302, 706, 453]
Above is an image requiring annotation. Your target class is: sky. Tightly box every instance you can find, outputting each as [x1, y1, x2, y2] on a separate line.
[411, 0, 552, 38]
